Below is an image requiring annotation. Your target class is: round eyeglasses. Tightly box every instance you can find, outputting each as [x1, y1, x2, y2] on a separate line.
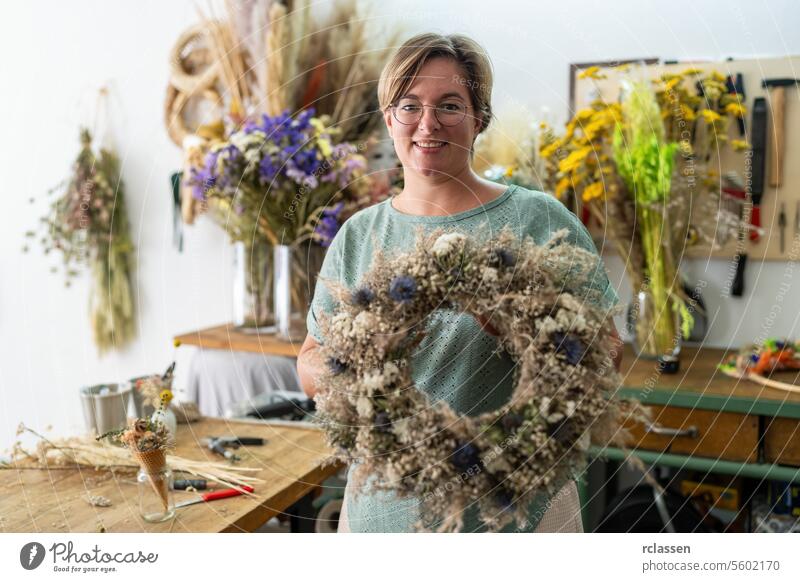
[390, 97, 469, 127]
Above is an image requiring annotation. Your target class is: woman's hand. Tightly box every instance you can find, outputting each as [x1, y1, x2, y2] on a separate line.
[474, 312, 500, 337]
[609, 324, 624, 372]
[297, 334, 325, 398]
[474, 314, 624, 373]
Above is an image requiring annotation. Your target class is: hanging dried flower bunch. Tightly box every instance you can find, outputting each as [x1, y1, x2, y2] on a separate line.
[25, 128, 137, 353]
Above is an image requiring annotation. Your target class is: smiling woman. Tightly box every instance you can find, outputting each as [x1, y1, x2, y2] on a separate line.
[297, 32, 622, 533]
[376, 34, 495, 206]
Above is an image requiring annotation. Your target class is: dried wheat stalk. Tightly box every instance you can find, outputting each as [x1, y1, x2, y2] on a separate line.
[5, 427, 263, 494]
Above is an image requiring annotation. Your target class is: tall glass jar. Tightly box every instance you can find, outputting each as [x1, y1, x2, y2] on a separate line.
[137, 466, 175, 523]
[626, 287, 681, 373]
[273, 242, 325, 342]
[232, 239, 275, 331]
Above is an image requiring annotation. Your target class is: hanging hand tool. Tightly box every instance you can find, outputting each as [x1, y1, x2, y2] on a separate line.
[174, 485, 254, 509]
[748, 97, 768, 242]
[761, 78, 799, 189]
[722, 171, 747, 244]
[723, 172, 748, 297]
[795, 201, 800, 246]
[726, 73, 746, 136]
[779, 203, 787, 254]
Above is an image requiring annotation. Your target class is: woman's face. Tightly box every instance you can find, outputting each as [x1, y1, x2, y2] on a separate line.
[384, 57, 482, 180]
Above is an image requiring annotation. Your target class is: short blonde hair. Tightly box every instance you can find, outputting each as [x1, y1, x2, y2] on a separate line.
[377, 33, 494, 135]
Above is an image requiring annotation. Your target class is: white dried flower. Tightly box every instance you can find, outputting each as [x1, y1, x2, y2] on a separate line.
[384, 362, 401, 381]
[230, 130, 266, 152]
[482, 267, 499, 283]
[362, 371, 386, 393]
[536, 316, 560, 335]
[392, 417, 412, 444]
[483, 454, 512, 473]
[432, 232, 467, 257]
[243, 148, 261, 165]
[356, 396, 373, 418]
[352, 311, 376, 337]
[539, 396, 564, 424]
[331, 313, 353, 336]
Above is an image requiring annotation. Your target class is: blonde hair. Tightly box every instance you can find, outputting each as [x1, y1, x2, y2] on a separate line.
[377, 33, 494, 135]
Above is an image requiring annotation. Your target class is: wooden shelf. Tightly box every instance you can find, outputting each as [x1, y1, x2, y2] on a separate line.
[174, 323, 302, 358]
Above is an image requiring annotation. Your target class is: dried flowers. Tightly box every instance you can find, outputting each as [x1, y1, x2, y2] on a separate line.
[99, 418, 173, 454]
[188, 108, 368, 247]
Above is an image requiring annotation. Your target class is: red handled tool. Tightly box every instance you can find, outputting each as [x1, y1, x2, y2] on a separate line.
[174, 485, 254, 509]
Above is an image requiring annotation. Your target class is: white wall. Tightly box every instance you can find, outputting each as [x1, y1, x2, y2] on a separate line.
[2, 0, 799, 447]
[1, 1, 235, 448]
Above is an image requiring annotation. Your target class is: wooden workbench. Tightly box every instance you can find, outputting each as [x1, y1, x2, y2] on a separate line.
[596, 344, 800, 481]
[0, 418, 342, 533]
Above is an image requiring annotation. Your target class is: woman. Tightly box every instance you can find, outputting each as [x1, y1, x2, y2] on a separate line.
[297, 32, 623, 532]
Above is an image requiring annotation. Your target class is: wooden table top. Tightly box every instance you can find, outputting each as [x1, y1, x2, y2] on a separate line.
[174, 324, 301, 358]
[0, 418, 342, 533]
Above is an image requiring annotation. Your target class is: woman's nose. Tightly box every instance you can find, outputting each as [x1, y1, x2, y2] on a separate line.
[418, 106, 441, 132]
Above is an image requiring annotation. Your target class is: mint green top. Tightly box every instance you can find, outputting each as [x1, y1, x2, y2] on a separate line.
[307, 185, 619, 532]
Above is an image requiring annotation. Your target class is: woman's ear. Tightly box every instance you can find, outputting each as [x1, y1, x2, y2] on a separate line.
[383, 108, 394, 139]
[473, 110, 483, 135]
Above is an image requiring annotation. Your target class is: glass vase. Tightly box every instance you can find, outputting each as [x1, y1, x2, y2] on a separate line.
[137, 465, 175, 523]
[274, 242, 325, 342]
[232, 240, 275, 332]
[626, 286, 682, 373]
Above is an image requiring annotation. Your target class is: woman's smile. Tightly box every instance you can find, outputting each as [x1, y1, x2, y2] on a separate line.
[412, 139, 448, 153]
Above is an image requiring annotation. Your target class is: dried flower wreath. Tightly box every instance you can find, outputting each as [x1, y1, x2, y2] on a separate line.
[315, 228, 635, 531]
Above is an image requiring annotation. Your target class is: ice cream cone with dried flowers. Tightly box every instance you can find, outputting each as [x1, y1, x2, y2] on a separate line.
[98, 417, 174, 512]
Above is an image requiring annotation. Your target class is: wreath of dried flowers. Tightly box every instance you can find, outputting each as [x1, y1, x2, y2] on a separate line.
[314, 228, 636, 532]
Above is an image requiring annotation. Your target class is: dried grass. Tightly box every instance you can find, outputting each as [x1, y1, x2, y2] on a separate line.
[5, 426, 262, 494]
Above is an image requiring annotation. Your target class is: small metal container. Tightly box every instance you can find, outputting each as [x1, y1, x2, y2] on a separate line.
[79, 383, 132, 436]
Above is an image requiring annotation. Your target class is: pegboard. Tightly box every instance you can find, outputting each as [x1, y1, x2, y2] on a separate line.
[573, 55, 800, 262]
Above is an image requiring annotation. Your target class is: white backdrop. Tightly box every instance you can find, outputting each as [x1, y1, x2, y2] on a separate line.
[1, 0, 798, 447]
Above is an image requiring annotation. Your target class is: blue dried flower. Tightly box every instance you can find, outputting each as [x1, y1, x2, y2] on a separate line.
[351, 286, 375, 307]
[374, 411, 392, 433]
[501, 413, 525, 433]
[327, 357, 347, 375]
[494, 488, 515, 510]
[451, 442, 483, 472]
[547, 419, 577, 445]
[314, 202, 345, 248]
[258, 155, 278, 184]
[189, 149, 221, 200]
[496, 249, 516, 267]
[552, 332, 586, 366]
[489, 248, 516, 268]
[447, 266, 463, 282]
[389, 276, 417, 304]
